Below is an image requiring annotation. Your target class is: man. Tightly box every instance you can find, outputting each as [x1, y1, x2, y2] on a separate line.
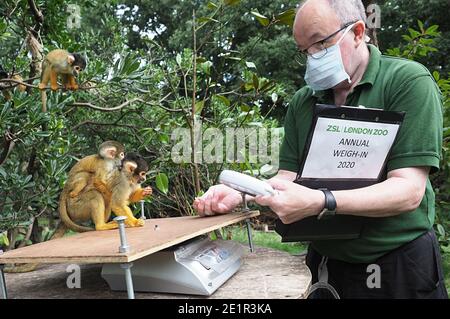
[193, 0, 447, 299]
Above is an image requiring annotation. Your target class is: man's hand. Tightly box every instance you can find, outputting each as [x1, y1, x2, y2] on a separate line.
[193, 184, 242, 216]
[255, 179, 324, 224]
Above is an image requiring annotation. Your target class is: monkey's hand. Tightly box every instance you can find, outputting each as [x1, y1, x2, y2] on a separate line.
[93, 180, 112, 201]
[129, 187, 151, 203]
[69, 191, 79, 198]
[38, 83, 46, 90]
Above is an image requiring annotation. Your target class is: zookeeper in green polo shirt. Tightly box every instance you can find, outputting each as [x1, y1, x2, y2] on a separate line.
[193, 0, 448, 299]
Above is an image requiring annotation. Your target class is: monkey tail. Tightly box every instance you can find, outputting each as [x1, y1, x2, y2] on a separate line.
[59, 191, 94, 232]
[40, 90, 47, 113]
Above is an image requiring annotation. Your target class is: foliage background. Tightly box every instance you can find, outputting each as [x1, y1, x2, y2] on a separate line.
[0, 0, 448, 282]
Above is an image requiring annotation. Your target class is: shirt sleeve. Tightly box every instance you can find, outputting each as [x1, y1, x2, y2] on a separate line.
[279, 102, 300, 173]
[386, 69, 443, 174]
[279, 87, 314, 173]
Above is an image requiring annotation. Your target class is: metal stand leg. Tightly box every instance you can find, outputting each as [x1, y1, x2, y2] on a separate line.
[241, 193, 254, 253]
[0, 264, 7, 299]
[121, 263, 135, 299]
[140, 200, 147, 220]
[114, 217, 135, 299]
[245, 219, 254, 253]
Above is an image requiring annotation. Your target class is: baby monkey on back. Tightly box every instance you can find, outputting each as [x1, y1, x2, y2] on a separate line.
[59, 144, 152, 232]
[65, 141, 124, 200]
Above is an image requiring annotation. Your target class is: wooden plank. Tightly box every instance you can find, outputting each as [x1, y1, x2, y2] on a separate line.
[0, 211, 259, 264]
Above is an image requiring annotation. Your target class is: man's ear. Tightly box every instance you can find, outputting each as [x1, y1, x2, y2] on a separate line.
[353, 21, 366, 47]
[123, 161, 137, 173]
[67, 54, 75, 65]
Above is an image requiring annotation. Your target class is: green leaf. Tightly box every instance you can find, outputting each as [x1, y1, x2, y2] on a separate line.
[225, 56, 242, 61]
[207, 2, 218, 10]
[275, 9, 296, 27]
[215, 95, 230, 106]
[252, 73, 259, 91]
[437, 224, 446, 237]
[418, 20, 424, 33]
[195, 100, 205, 114]
[0, 231, 9, 247]
[426, 25, 439, 36]
[240, 104, 250, 112]
[176, 53, 182, 66]
[245, 61, 257, 69]
[158, 134, 170, 144]
[224, 0, 240, 6]
[408, 28, 421, 39]
[251, 11, 270, 27]
[156, 173, 169, 194]
[0, 166, 6, 179]
[196, 57, 207, 64]
[197, 16, 219, 24]
[200, 61, 213, 75]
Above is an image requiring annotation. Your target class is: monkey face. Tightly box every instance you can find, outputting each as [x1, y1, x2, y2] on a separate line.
[99, 141, 125, 165]
[69, 53, 87, 77]
[122, 153, 149, 184]
[138, 171, 147, 183]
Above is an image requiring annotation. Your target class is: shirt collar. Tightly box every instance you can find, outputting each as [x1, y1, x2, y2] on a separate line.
[312, 44, 381, 99]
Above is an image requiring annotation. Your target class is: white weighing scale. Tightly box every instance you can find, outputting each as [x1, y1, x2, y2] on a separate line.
[101, 235, 245, 296]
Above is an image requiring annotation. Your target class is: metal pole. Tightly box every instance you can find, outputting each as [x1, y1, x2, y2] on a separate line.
[0, 264, 7, 299]
[241, 193, 249, 212]
[245, 219, 254, 253]
[241, 193, 254, 253]
[114, 216, 135, 299]
[114, 216, 130, 253]
[140, 200, 146, 220]
[121, 263, 135, 299]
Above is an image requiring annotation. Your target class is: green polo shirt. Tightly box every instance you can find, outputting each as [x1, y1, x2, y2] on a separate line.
[280, 45, 443, 263]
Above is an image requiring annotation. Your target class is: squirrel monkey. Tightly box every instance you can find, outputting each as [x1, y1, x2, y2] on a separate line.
[60, 153, 152, 232]
[38, 49, 87, 112]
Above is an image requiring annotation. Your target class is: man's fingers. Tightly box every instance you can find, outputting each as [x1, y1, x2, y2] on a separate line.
[267, 178, 289, 191]
[204, 192, 214, 215]
[217, 203, 229, 212]
[255, 195, 271, 206]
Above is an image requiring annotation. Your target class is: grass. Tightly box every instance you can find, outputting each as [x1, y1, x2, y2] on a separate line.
[225, 226, 306, 255]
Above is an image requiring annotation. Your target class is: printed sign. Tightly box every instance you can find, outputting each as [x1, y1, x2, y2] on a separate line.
[301, 117, 400, 179]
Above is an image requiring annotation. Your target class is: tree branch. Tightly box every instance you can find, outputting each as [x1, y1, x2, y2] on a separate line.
[71, 121, 138, 131]
[0, 131, 16, 166]
[27, 0, 44, 26]
[69, 94, 184, 113]
[0, 78, 99, 91]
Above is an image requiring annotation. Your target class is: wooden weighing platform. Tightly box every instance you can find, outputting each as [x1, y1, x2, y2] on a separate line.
[0, 211, 259, 299]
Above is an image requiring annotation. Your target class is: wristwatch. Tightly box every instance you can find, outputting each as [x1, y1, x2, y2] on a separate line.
[317, 188, 337, 220]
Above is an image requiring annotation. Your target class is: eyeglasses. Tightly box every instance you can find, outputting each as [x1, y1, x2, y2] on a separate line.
[295, 21, 357, 64]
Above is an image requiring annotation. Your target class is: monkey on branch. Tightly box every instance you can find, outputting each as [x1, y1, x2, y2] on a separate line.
[38, 49, 87, 112]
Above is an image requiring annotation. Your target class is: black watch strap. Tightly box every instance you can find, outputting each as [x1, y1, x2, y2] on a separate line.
[317, 188, 337, 220]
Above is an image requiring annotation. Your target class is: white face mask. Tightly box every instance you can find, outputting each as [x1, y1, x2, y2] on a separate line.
[304, 24, 355, 91]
